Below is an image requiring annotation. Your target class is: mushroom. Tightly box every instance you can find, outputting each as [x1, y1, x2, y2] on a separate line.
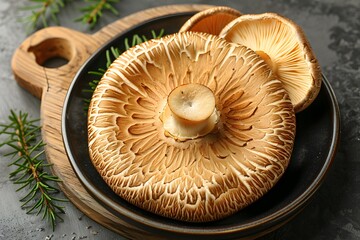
[220, 13, 322, 112]
[88, 32, 296, 222]
[179, 6, 241, 35]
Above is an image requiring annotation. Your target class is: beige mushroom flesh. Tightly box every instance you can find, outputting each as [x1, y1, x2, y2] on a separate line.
[162, 83, 219, 141]
[220, 13, 322, 112]
[88, 32, 296, 222]
[179, 6, 241, 35]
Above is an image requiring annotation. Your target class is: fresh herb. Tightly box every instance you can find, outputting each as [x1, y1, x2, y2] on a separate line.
[21, 0, 120, 32]
[76, 0, 120, 29]
[83, 29, 165, 110]
[20, 0, 66, 32]
[0, 110, 67, 231]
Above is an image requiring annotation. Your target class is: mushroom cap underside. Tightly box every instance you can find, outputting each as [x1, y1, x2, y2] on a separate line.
[87, 32, 296, 222]
[220, 13, 322, 112]
[179, 6, 241, 35]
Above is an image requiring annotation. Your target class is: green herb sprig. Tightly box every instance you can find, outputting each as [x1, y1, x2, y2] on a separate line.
[0, 110, 67, 231]
[83, 29, 165, 109]
[21, 0, 120, 32]
[20, 0, 66, 32]
[76, 0, 120, 29]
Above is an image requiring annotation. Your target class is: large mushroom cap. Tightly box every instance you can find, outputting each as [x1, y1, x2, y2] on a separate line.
[220, 13, 322, 112]
[179, 6, 241, 35]
[88, 32, 296, 222]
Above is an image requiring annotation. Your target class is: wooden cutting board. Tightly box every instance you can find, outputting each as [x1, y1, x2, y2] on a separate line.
[11, 4, 212, 239]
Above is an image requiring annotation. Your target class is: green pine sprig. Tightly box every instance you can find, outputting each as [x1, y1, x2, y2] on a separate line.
[76, 0, 120, 29]
[21, 0, 121, 32]
[20, 0, 67, 32]
[0, 110, 67, 231]
[83, 29, 165, 110]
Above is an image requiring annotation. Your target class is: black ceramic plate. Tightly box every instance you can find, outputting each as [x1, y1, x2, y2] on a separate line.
[62, 12, 340, 239]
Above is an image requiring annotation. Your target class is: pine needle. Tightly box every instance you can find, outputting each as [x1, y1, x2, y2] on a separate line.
[20, 0, 121, 31]
[20, 0, 66, 32]
[75, 0, 120, 29]
[0, 110, 67, 231]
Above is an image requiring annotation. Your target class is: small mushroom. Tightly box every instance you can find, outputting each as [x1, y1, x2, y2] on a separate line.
[220, 13, 322, 112]
[88, 32, 296, 222]
[179, 6, 241, 35]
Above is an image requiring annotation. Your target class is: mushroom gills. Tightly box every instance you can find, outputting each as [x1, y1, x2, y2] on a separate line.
[179, 6, 242, 35]
[255, 50, 276, 73]
[87, 31, 296, 223]
[220, 13, 322, 112]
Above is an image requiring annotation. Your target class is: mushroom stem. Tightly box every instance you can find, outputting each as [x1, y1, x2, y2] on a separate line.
[162, 83, 219, 141]
[255, 50, 277, 73]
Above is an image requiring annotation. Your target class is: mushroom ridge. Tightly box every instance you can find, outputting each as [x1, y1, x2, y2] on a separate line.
[88, 31, 296, 222]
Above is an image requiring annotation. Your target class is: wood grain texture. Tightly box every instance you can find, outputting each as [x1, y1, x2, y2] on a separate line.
[11, 4, 212, 238]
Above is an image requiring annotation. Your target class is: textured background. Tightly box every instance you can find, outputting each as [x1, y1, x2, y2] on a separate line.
[0, 0, 359, 239]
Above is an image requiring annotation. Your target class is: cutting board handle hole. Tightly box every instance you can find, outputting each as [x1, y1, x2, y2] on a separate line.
[42, 56, 69, 68]
[28, 37, 73, 68]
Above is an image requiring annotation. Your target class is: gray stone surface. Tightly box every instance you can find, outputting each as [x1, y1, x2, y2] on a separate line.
[1, 0, 359, 239]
